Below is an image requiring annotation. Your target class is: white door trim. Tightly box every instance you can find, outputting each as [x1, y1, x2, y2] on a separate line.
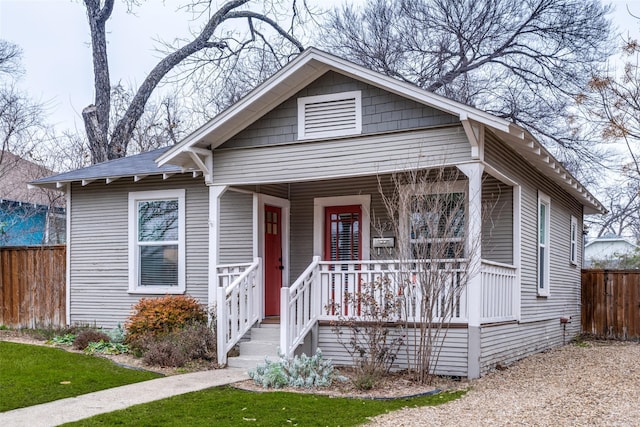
[258, 194, 290, 294]
[313, 195, 371, 261]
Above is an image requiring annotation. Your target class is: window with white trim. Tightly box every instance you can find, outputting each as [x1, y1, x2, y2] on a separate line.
[538, 192, 551, 296]
[128, 189, 185, 294]
[297, 91, 362, 140]
[402, 182, 466, 259]
[570, 215, 578, 265]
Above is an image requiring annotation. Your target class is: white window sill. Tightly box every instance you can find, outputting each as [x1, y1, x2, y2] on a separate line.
[128, 287, 186, 295]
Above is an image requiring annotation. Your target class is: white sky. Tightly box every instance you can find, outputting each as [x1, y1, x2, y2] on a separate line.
[0, 0, 638, 134]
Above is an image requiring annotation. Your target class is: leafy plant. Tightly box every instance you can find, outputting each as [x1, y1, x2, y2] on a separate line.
[0, 324, 9, 330]
[125, 295, 207, 344]
[84, 340, 129, 355]
[249, 349, 345, 389]
[47, 333, 77, 346]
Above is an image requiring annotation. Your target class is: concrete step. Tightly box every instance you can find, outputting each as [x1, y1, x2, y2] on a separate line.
[227, 355, 274, 369]
[226, 322, 281, 370]
[250, 325, 280, 341]
[238, 340, 280, 357]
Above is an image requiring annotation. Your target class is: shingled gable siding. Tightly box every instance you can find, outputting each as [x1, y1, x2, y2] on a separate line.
[479, 132, 583, 372]
[69, 175, 208, 329]
[220, 71, 458, 149]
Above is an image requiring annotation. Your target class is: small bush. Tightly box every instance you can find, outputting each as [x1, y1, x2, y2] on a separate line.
[125, 295, 207, 345]
[140, 323, 216, 367]
[249, 349, 345, 389]
[73, 330, 111, 350]
[142, 340, 188, 367]
[106, 324, 126, 343]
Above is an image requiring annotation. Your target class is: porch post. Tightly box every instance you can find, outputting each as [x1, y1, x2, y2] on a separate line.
[458, 162, 484, 379]
[208, 185, 228, 314]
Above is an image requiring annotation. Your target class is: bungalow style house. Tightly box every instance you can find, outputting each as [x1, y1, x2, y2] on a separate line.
[32, 48, 604, 378]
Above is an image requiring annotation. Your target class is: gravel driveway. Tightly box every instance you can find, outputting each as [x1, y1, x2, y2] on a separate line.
[370, 341, 640, 426]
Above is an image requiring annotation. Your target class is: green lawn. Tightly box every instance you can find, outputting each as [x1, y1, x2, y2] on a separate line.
[0, 341, 161, 412]
[65, 386, 464, 426]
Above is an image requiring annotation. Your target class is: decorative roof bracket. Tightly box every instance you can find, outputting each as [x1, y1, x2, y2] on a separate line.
[186, 148, 213, 184]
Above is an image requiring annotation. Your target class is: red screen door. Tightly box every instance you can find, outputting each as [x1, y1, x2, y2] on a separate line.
[324, 205, 361, 262]
[264, 205, 283, 316]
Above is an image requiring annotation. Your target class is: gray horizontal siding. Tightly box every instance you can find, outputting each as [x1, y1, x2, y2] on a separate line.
[69, 175, 209, 329]
[483, 131, 583, 324]
[318, 325, 468, 377]
[479, 319, 580, 373]
[482, 173, 513, 264]
[221, 71, 458, 149]
[288, 175, 398, 281]
[219, 190, 254, 264]
[213, 126, 471, 185]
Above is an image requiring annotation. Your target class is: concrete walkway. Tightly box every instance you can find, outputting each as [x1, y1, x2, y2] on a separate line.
[0, 368, 249, 427]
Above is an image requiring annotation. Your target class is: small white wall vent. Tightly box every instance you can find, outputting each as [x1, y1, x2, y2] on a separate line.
[297, 91, 362, 140]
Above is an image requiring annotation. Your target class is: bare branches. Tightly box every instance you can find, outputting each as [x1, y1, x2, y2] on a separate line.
[81, 0, 306, 163]
[322, 0, 614, 164]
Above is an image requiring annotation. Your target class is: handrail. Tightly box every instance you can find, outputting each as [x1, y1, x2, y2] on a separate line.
[216, 257, 262, 365]
[281, 256, 321, 358]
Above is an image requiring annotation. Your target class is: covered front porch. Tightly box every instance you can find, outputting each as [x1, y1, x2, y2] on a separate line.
[211, 163, 521, 378]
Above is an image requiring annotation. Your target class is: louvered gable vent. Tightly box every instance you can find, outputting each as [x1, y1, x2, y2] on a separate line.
[297, 91, 362, 140]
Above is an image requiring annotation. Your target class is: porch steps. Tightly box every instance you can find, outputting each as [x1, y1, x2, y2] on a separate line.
[227, 323, 280, 369]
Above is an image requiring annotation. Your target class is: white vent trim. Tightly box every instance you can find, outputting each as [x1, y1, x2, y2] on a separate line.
[297, 91, 362, 140]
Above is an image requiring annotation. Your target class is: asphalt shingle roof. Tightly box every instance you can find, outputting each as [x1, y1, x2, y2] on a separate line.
[31, 146, 183, 186]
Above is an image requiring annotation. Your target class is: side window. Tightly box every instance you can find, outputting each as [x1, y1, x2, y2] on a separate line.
[409, 192, 465, 259]
[128, 189, 185, 294]
[570, 215, 578, 266]
[538, 192, 551, 296]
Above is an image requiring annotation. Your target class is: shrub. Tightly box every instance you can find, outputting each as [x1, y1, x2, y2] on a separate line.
[329, 278, 405, 390]
[106, 324, 126, 343]
[73, 330, 111, 350]
[125, 295, 207, 345]
[249, 349, 345, 389]
[141, 323, 216, 367]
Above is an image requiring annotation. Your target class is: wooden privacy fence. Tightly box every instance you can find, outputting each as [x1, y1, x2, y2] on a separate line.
[582, 269, 640, 340]
[0, 245, 66, 328]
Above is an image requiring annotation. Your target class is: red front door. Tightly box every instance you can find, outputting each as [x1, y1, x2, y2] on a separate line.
[264, 205, 283, 316]
[324, 205, 361, 262]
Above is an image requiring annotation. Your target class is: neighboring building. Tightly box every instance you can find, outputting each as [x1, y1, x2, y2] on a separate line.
[0, 151, 65, 246]
[584, 236, 639, 268]
[32, 48, 605, 379]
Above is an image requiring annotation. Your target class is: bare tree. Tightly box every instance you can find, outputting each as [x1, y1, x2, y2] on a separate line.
[109, 84, 191, 155]
[576, 25, 640, 241]
[321, 0, 613, 167]
[378, 168, 482, 384]
[81, 0, 306, 163]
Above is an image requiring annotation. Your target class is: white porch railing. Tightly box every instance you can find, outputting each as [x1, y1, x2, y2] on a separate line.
[480, 260, 518, 323]
[281, 258, 468, 358]
[281, 256, 321, 358]
[216, 258, 262, 365]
